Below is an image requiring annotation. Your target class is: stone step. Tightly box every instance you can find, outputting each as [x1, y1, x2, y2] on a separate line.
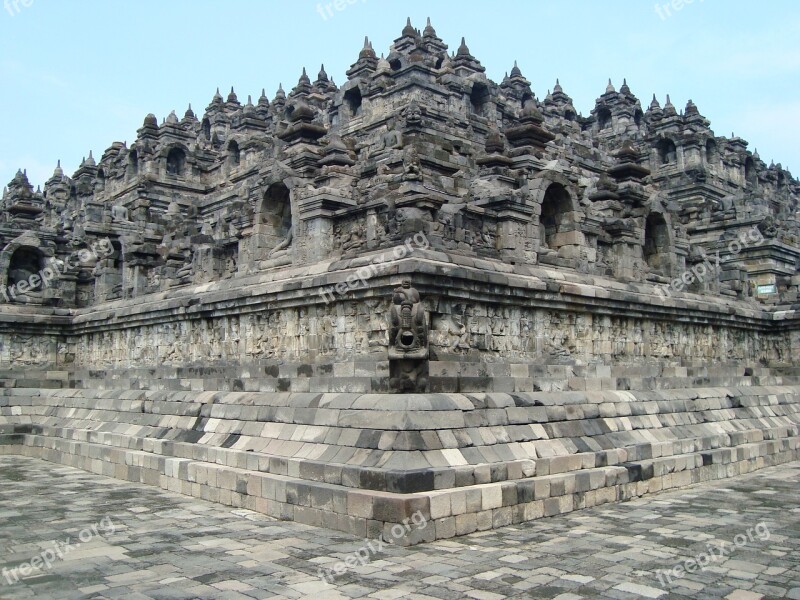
[2, 382, 798, 545]
[3, 386, 798, 481]
[3, 424, 798, 545]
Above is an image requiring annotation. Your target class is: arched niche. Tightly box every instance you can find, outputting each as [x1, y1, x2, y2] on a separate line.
[539, 182, 577, 252]
[344, 87, 363, 117]
[745, 156, 757, 187]
[95, 168, 105, 191]
[643, 212, 672, 275]
[705, 139, 718, 164]
[93, 239, 124, 302]
[3, 245, 47, 303]
[127, 150, 139, 178]
[253, 182, 293, 261]
[166, 147, 187, 176]
[227, 140, 241, 167]
[656, 139, 677, 165]
[470, 82, 490, 117]
[597, 107, 612, 130]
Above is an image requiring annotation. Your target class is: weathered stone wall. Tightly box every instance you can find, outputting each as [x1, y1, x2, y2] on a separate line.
[0, 332, 59, 366]
[4, 254, 793, 373]
[59, 302, 787, 369]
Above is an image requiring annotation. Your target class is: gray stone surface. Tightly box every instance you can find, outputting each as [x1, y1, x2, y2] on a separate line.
[0, 19, 798, 373]
[0, 18, 799, 546]
[0, 455, 798, 599]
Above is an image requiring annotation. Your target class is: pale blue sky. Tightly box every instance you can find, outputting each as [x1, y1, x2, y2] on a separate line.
[1, 0, 798, 189]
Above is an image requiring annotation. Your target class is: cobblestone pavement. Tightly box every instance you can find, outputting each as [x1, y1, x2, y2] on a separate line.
[0, 456, 798, 600]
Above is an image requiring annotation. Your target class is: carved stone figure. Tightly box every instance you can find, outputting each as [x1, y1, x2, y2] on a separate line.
[388, 280, 428, 359]
[268, 226, 293, 258]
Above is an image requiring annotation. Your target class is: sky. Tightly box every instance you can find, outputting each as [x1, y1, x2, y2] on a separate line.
[1, 0, 798, 189]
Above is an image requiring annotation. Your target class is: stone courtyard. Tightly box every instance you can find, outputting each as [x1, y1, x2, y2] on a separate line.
[0, 455, 798, 599]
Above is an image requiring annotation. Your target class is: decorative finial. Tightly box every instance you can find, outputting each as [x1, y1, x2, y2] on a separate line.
[423, 17, 437, 37]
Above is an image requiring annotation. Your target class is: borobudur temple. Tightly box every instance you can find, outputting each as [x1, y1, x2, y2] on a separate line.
[1, 19, 799, 545]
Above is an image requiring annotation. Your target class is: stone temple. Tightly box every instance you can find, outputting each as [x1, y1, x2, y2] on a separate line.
[1, 20, 799, 545]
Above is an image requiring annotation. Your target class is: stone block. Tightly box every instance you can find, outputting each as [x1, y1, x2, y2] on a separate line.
[455, 513, 478, 536]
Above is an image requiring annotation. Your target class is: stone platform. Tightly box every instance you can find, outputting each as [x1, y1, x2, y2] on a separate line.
[3, 368, 799, 545]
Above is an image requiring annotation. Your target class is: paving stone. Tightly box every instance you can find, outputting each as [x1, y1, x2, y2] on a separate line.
[0, 456, 798, 599]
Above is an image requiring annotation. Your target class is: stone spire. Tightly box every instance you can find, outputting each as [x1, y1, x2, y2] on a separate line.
[319, 134, 355, 167]
[206, 88, 224, 115]
[645, 94, 663, 122]
[243, 95, 255, 116]
[663, 94, 677, 117]
[609, 140, 650, 183]
[257, 88, 270, 115]
[423, 17, 437, 38]
[359, 35, 376, 59]
[452, 37, 485, 73]
[273, 84, 286, 113]
[401, 17, 416, 38]
[314, 64, 337, 94]
[46, 159, 66, 188]
[347, 36, 378, 79]
[457, 37, 471, 57]
[376, 53, 391, 75]
[291, 68, 313, 97]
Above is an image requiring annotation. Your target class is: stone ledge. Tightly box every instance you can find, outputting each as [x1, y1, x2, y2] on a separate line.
[4, 256, 799, 337]
[1, 432, 797, 545]
[2, 385, 798, 494]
